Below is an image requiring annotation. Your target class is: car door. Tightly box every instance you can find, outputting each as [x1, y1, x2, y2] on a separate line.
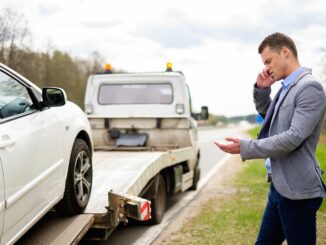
[0, 69, 64, 242]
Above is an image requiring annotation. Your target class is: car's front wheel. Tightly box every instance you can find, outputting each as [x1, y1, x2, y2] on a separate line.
[56, 138, 92, 215]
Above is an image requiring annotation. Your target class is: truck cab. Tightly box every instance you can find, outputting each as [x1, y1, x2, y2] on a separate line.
[86, 68, 193, 117]
[84, 64, 208, 151]
[83, 64, 208, 230]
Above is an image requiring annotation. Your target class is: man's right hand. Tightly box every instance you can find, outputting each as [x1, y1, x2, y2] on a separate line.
[256, 67, 275, 88]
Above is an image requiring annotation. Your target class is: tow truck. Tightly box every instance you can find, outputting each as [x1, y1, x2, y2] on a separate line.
[19, 63, 208, 243]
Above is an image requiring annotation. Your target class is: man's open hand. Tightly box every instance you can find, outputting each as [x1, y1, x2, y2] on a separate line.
[214, 137, 240, 154]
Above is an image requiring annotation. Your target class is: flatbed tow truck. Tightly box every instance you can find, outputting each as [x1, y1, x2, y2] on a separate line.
[18, 63, 208, 244]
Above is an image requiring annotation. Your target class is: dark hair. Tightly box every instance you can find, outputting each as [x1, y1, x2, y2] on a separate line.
[258, 32, 298, 58]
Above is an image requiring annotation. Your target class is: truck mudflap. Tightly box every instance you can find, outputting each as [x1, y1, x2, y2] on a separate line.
[108, 191, 151, 222]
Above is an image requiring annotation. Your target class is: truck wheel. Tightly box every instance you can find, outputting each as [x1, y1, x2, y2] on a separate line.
[147, 174, 166, 224]
[190, 161, 200, 191]
[56, 139, 92, 215]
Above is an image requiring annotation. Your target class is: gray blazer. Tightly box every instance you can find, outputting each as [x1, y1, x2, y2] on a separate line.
[240, 68, 326, 200]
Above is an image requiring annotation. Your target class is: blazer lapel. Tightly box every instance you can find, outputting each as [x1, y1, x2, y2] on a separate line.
[257, 88, 282, 139]
[270, 85, 292, 125]
[269, 70, 311, 129]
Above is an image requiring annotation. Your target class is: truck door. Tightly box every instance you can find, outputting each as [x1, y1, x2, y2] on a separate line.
[0, 70, 64, 242]
[185, 84, 199, 142]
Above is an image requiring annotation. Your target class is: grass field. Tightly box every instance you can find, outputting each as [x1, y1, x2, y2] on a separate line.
[170, 126, 326, 245]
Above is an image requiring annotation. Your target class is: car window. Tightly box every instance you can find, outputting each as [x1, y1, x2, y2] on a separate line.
[0, 70, 33, 119]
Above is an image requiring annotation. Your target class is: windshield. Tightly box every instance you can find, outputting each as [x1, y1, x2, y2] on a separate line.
[98, 83, 173, 105]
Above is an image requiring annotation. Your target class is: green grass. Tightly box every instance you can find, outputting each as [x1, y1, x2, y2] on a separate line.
[171, 163, 268, 244]
[169, 126, 326, 244]
[315, 143, 326, 244]
[317, 144, 326, 215]
[247, 126, 261, 138]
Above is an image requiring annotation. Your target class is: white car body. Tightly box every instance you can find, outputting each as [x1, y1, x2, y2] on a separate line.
[0, 63, 93, 244]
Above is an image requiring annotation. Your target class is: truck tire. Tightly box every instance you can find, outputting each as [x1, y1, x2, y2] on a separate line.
[147, 174, 166, 224]
[190, 161, 200, 191]
[56, 139, 92, 215]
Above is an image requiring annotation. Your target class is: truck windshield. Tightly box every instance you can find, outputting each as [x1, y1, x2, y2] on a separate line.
[98, 83, 173, 104]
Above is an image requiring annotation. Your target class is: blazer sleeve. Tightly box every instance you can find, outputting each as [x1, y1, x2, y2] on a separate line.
[241, 81, 326, 161]
[253, 84, 272, 119]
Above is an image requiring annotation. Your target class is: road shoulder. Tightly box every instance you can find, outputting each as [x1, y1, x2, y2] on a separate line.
[153, 154, 243, 244]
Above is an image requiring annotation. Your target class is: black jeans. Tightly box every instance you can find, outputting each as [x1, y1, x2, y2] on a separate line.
[255, 184, 323, 245]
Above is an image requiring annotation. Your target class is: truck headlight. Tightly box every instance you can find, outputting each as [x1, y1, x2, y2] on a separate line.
[85, 104, 93, 114]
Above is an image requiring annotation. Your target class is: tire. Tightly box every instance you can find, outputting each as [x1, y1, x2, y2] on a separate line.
[56, 139, 92, 215]
[189, 161, 200, 191]
[146, 174, 166, 225]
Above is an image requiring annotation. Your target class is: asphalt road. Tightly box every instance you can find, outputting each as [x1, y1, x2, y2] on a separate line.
[86, 125, 248, 245]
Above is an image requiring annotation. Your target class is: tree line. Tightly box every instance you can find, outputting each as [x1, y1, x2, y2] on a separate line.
[0, 8, 112, 108]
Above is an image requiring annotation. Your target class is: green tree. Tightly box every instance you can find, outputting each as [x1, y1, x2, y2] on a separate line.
[0, 8, 30, 68]
[0, 7, 124, 109]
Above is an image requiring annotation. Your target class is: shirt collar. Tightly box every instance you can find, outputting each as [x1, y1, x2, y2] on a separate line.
[281, 67, 304, 90]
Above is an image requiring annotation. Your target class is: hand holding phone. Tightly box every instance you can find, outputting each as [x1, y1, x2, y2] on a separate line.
[256, 67, 275, 89]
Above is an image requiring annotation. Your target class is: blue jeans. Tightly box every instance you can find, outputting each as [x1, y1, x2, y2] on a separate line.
[256, 184, 323, 245]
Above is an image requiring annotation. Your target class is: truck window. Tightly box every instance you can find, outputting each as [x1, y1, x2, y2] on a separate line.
[98, 83, 173, 105]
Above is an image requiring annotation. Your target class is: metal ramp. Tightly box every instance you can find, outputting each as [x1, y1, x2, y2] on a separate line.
[16, 212, 94, 245]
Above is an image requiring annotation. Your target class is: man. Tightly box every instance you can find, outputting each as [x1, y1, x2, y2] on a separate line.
[215, 32, 326, 244]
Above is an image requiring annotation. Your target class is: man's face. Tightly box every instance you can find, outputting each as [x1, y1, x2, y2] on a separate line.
[260, 46, 288, 81]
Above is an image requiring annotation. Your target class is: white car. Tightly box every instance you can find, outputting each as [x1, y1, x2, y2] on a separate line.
[0, 63, 93, 244]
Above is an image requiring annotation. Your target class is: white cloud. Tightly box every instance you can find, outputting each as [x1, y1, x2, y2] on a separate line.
[1, 0, 326, 116]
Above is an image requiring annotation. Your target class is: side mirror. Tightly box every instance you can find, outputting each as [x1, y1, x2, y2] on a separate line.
[42, 87, 67, 107]
[191, 106, 209, 120]
[200, 106, 209, 120]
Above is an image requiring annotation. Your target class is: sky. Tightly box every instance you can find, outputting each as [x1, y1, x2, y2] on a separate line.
[1, 0, 326, 116]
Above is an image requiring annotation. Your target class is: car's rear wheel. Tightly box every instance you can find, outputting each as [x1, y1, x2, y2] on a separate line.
[56, 139, 92, 215]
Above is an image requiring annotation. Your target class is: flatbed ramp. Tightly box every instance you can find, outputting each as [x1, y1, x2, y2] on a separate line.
[17, 213, 94, 244]
[85, 148, 193, 214]
[16, 147, 193, 243]
[85, 151, 164, 214]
